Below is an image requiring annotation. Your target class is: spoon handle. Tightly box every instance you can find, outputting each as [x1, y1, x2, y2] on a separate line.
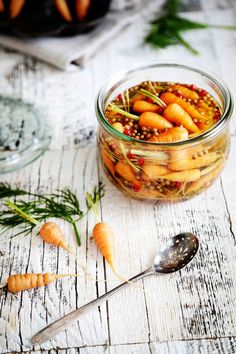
[31, 267, 153, 345]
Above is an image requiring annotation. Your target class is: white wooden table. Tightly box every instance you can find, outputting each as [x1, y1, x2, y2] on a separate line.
[0, 0, 236, 353]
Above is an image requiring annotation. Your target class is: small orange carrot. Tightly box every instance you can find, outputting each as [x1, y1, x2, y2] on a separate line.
[149, 127, 189, 143]
[40, 222, 76, 257]
[75, 0, 90, 21]
[139, 112, 173, 130]
[163, 103, 199, 133]
[7, 273, 84, 293]
[115, 161, 136, 182]
[133, 100, 160, 114]
[101, 149, 115, 176]
[9, 0, 25, 18]
[54, 0, 72, 21]
[160, 92, 203, 121]
[0, 0, 4, 12]
[168, 151, 220, 171]
[162, 169, 201, 182]
[172, 85, 199, 100]
[142, 164, 170, 180]
[93, 222, 125, 281]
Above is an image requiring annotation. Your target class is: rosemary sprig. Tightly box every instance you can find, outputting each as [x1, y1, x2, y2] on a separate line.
[0, 182, 105, 246]
[145, 0, 236, 54]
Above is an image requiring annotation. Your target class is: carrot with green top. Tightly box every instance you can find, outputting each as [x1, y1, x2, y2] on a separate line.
[163, 103, 199, 133]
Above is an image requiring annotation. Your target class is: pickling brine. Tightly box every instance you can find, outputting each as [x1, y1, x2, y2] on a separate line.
[96, 64, 233, 201]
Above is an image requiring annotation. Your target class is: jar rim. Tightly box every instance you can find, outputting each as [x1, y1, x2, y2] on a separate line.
[95, 62, 234, 146]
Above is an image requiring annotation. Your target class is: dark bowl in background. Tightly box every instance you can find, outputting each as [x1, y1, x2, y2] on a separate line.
[0, 0, 112, 37]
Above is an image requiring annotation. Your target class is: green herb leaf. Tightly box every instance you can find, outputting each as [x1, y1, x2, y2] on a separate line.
[0, 182, 105, 246]
[145, 0, 236, 54]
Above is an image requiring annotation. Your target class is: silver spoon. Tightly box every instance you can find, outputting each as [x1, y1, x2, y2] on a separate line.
[31, 232, 199, 345]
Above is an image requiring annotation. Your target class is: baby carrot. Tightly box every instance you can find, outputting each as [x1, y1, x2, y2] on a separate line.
[172, 85, 199, 100]
[7, 273, 84, 293]
[115, 161, 136, 182]
[9, 0, 25, 18]
[139, 112, 173, 130]
[93, 222, 125, 281]
[40, 222, 76, 257]
[186, 162, 223, 194]
[54, 0, 72, 21]
[133, 100, 160, 113]
[160, 92, 202, 121]
[5, 201, 76, 257]
[168, 151, 220, 171]
[164, 103, 199, 133]
[149, 127, 189, 143]
[142, 164, 170, 180]
[101, 150, 115, 176]
[8, 273, 59, 292]
[162, 169, 201, 182]
[75, 0, 90, 21]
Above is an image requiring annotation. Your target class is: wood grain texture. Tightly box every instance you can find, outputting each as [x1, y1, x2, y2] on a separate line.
[0, 137, 236, 352]
[0, 0, 236, 353]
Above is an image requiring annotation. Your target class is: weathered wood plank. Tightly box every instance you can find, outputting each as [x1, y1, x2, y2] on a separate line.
[0, 148, 108, 353]
[0, 136, 235, 352]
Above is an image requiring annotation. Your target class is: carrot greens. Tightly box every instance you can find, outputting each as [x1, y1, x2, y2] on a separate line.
[145, 0, 236, 54]
[0, 182, 105, 246]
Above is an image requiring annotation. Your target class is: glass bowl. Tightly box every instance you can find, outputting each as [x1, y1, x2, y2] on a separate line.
[95, 63, 234, 201]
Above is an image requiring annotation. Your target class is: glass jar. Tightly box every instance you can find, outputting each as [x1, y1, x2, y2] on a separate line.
[95, 63, 234, 201]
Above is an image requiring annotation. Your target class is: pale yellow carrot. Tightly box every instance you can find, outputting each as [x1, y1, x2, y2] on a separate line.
[162, 169, 201, 182]
[186, 162, 223, 194]
[168, 151, 220, 171]
[142, 164, 170, 180]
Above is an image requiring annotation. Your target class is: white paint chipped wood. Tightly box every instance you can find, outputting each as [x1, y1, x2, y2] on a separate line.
[0, 0, 236, 353]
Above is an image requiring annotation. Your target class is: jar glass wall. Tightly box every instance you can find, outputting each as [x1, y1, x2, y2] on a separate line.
[96, 63, 233, 201]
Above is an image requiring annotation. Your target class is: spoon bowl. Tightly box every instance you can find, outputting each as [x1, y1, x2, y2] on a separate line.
[154, 233, 199, 273]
